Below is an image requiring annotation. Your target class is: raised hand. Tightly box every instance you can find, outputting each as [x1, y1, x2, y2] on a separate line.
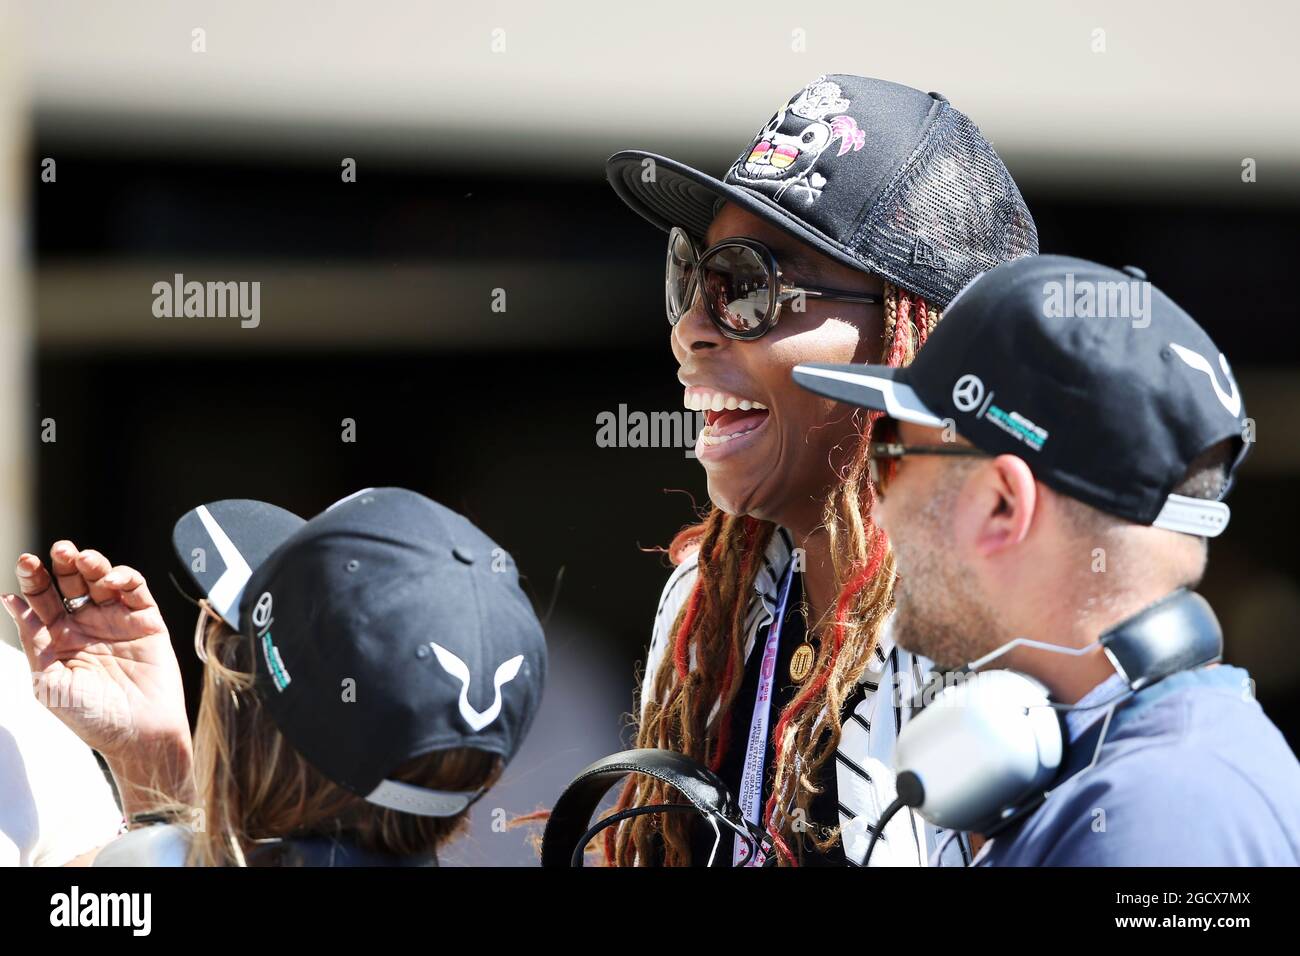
[2, 542, 193, 797]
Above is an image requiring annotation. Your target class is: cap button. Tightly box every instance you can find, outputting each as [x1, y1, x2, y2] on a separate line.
[452, 546, 475, 565]
[1121, 265, 1147, 280]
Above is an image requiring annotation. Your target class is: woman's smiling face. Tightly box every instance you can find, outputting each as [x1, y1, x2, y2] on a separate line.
[673, 202, 886, 530]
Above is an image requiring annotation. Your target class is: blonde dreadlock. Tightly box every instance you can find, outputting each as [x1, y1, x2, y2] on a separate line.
[605, 282, 939, 866]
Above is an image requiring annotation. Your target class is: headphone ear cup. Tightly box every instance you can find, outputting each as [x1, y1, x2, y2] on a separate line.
[893, 670, 1064, 834]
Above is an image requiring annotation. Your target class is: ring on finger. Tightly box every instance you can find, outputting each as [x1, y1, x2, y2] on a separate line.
[62, 594, 92, 614]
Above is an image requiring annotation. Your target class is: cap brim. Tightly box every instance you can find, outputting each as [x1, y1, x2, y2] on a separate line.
[172, 500, 305, 631]
[606, 150, 870, 277]
[792, 363, 946, 427]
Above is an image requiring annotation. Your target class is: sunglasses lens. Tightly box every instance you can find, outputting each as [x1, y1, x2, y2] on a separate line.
[699, 244, 774, 335]
[665, 229, 697, 324]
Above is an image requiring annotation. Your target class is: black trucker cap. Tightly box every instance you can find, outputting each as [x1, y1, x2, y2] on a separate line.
[607, 74, 1038, 308]
[172, 488, 547, 817]
[793, 255, 1251, 537]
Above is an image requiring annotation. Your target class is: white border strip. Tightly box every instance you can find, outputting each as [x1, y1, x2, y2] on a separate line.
[194, 505, 254, 628]
[794, 365, 945, 427]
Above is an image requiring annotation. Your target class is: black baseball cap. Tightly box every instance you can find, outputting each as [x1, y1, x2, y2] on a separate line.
[793, 255, 1251, 537]
[607, 74, 1038, 308]
[172, 487, 547, 817]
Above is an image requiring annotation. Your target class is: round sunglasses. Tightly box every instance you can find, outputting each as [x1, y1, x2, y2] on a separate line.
[666, 226, 882, 340]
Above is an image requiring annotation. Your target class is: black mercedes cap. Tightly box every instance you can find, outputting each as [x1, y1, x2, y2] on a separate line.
[793, 255, 1251, 537]
[607, 74, 1038, 308]
[172, 487, 547, 817]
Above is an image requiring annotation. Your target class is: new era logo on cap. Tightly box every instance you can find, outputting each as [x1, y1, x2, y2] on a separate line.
[912, 238, 947, 270]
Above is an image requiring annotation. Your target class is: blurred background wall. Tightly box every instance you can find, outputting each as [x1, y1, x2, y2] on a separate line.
[6, 0, 1299, 864]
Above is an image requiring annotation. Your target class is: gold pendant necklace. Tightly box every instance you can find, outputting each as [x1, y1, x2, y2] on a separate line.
[789, 601, 815, 684]
[789, 642, 815, 684]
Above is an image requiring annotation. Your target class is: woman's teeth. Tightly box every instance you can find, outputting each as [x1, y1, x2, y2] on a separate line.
[699, 420, 765, 446]
[685, 388, 770, 447]
[683, 391, 768, 412]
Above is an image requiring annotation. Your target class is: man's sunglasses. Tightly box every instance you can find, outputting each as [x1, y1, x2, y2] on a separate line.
[868, 417, 990, 497]
[666, 226, 882, 341]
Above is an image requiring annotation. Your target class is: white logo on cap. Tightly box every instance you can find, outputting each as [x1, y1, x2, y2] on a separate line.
[952, 374, 985, 413]
[251, 592, 273, 629]
[1169, 343, 1241, 417]
[429, 643, 525, 732]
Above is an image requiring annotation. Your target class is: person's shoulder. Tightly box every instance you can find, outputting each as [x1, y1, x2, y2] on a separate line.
[984, 669, 1300, 866]
[93, 824, 192, 867]
[1112, 669, 1299, 785]
[1012, 735, 1300, 866]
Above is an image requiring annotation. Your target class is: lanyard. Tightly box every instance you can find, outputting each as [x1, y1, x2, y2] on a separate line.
[732, 559, 798, 867]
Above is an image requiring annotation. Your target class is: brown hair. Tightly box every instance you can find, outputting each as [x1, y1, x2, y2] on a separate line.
[182, 609, 502, 866]
[607, 282, 939, 865]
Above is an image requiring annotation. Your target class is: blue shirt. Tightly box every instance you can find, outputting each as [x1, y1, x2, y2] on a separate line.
[978, 665, 1300, 866]
[1063, 672, 1129, 744]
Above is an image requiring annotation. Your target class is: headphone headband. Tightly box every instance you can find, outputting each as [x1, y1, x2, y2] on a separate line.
[541, 748, 758, 867]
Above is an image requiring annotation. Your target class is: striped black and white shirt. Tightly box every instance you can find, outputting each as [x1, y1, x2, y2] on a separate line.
[641, 526, 970, 866]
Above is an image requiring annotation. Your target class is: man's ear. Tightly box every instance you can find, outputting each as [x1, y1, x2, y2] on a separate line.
[969, 454, 1038, 557]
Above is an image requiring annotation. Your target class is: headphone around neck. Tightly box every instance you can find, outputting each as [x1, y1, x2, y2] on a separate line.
[872, 588, 1225, 863]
